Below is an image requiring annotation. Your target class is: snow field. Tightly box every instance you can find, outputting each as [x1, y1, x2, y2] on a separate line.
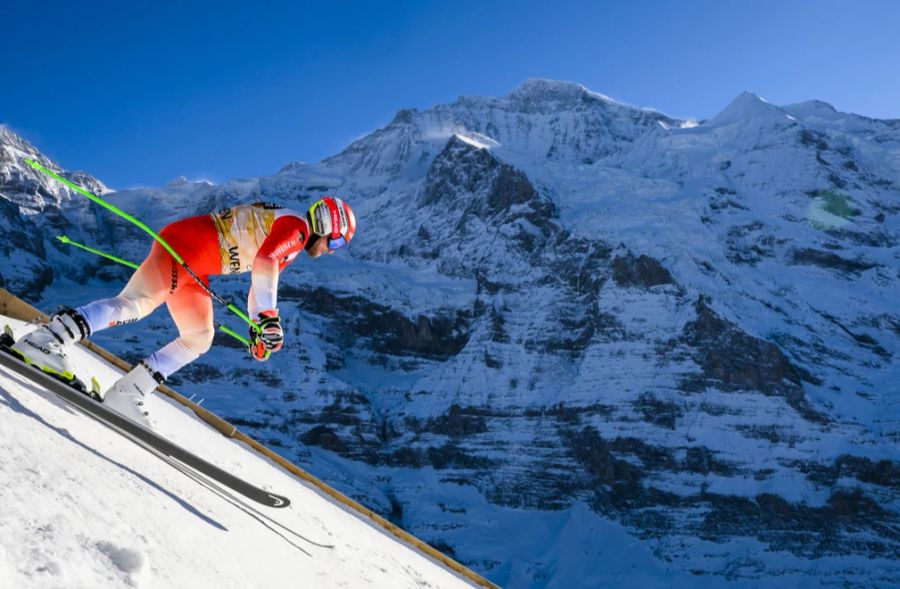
[0, 317, 477, 589]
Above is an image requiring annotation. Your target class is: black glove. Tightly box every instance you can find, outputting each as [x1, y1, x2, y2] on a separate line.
[248, 310, 283, 361]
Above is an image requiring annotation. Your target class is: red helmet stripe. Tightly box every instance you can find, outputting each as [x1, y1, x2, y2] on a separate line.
[313, 196, 356, 246]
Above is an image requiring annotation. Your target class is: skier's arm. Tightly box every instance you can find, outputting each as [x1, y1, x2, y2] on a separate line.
[248, 215, 309, 317]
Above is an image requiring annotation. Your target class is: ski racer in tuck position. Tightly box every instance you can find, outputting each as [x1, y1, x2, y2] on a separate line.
[10, 198, 356, 428]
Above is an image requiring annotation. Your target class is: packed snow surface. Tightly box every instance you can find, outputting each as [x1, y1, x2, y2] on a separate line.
[0, 317, 475, 589]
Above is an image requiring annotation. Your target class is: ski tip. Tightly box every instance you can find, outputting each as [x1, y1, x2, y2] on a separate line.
[268, 494, 291, 509]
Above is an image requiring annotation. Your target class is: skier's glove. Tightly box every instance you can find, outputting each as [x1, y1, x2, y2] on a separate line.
[248, 310, 284, 362]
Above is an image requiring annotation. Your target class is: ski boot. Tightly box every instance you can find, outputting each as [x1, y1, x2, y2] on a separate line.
[103, 362, 165, 429]
[6, 309, 98, 398]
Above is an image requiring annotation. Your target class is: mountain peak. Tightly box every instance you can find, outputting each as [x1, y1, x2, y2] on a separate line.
[505, 78, 618, 107]
[781, 99, 842, 122]
[707, 91, 788, 127]
[0, 125, 41, 158]
[390, 108, 419, 125]
[789, 99, 837, 113]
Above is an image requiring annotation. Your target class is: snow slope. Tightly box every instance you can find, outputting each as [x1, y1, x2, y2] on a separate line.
[0, 316, 477, 589]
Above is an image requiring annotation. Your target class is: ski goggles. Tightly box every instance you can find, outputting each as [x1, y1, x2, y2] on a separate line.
[327, 235, 348, 251]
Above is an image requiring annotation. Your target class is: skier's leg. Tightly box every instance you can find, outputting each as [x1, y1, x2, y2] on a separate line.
[76, 242, 171, 334]
[9, 244, 171, 380]
[144, 282, 215, 379]
[78, 213, 219, 334]
[103, 281, 212, 425]
[102, 282, 213, 428]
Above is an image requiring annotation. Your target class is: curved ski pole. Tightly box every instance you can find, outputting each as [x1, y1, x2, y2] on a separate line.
[27, 159, 260, 334]
[55, 235, 251, 346]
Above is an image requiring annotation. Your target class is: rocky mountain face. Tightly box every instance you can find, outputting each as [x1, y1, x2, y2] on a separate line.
[1, 80, 898, 588]
[0, 127, 115, 294]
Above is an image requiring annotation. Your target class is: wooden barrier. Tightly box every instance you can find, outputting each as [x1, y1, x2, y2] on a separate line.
[0, 288, 499, 589]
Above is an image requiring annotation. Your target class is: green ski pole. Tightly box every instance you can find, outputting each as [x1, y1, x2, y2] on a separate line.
[27, 159, 260, 334]
[57, 235, 140, 269]
[55, 235, 251, 346]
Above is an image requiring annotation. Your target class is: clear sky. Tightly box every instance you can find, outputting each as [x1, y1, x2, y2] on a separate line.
[3, 0, 898, 188]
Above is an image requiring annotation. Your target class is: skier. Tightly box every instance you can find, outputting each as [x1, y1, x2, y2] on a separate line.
[10, 197, 356, 427]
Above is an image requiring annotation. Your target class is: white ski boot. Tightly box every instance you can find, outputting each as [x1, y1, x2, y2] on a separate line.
[102, 362, 164, 429]
[11, 309, 90, 384]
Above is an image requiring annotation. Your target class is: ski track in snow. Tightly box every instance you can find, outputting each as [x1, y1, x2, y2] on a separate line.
[0, 318, 474, 589]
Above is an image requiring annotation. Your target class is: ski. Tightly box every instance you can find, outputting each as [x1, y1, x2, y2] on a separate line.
[0, 339, 291, 509]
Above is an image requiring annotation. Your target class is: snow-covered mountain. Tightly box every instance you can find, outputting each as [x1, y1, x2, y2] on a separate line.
[1, 78, 898, 588]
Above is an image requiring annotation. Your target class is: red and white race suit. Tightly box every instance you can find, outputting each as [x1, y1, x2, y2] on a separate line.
[77, 203, 309, 377]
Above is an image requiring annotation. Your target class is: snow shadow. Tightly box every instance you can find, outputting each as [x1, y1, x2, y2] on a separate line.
[0, 369, 80, 416]
[0, 382, 228, 532]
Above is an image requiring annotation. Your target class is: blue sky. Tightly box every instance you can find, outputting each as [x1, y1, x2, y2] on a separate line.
[3, 0, 898, 187]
